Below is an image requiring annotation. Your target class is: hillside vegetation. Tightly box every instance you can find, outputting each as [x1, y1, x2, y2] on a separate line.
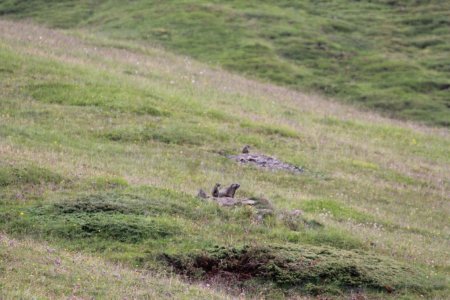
[0, 0, 449, 126]
[0, 16, 449, 299]
[0, 234, 224, 299]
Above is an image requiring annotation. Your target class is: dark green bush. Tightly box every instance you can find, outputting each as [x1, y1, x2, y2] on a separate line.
[51, 191, 208, 219]
[165, 244, 442, 294]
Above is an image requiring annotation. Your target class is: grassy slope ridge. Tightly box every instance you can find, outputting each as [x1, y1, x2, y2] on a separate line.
[0, 19, 448, 299]
[0, 1, 449, 127]
[0, 234, 224, 299]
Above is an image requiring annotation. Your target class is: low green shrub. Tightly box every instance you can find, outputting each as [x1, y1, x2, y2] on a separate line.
[165, 244, 441, 295]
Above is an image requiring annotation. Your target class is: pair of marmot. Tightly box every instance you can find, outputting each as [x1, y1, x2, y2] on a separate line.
[212, 183, 240, 198]
[197, 146, 248, 200]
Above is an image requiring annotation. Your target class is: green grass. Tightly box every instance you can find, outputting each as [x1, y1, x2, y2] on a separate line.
[0, 163, 63, 187]
[301, 199, 375, 224]
[0, 235, 225, 299]
[0, 18, 448, 299]
[0, 0, 449, 126]
[165, 244, 442, 295]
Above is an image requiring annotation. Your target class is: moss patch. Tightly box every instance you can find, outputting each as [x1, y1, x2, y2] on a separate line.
[164, 244, 441, 295]
[50, 191, 211, 219]
[2, 206, 179, 244]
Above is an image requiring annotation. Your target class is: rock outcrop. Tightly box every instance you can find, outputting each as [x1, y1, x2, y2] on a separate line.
[228, 147, 303, 173]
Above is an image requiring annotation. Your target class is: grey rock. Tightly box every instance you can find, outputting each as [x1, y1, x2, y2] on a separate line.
[214, 197, 239, 207]
[228, 152, 303, 174]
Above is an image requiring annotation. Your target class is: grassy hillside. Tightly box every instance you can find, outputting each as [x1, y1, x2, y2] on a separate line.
[0, 234, 224, 299]
[0, 19, 449, 299]
[0, 0, 449, 126]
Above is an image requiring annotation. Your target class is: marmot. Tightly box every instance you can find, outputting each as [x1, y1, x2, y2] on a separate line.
[197, 189, 208, 199]
[218, 183, 240, 198]
[211, 183, 221, 197]
[242, 145, 250, 154]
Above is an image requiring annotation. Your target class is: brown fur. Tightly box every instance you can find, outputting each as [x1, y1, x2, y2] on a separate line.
[211, 183, 221, 197]
[218, 183, 240, 198]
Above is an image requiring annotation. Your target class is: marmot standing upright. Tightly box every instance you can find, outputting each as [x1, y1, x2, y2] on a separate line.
[211, 183, 221, 197]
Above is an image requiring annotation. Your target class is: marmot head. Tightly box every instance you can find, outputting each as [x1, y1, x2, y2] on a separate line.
[242, 145, 250, 153]
[231, 183, 240, 190]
